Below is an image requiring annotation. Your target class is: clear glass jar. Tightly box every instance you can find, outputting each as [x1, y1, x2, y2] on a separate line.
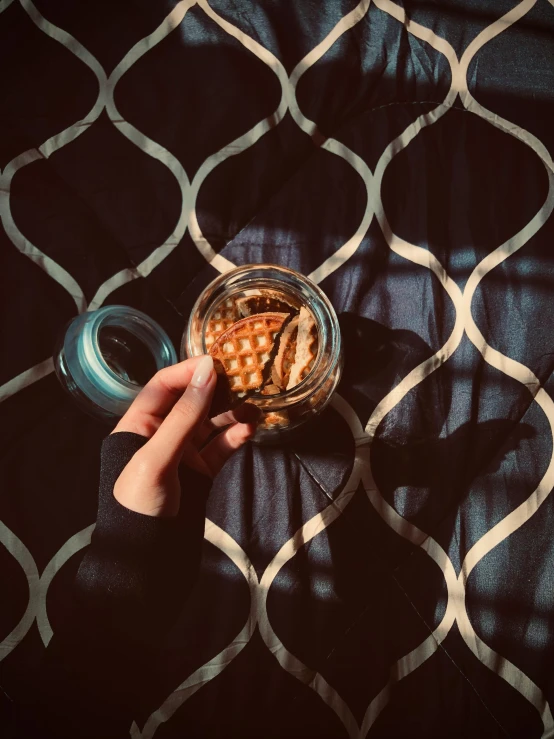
[182, 264, 343, 443]
[54, 305, 177, 423]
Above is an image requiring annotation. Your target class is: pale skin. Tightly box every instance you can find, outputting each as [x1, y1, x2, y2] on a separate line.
[111, 355, 260, 518]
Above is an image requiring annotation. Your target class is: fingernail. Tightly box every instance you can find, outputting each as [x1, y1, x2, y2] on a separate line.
[191, 355, 214, 388]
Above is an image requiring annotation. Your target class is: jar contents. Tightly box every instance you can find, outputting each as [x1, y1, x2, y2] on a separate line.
[206, 290, 319, 428]
[184, 264, 343, 442]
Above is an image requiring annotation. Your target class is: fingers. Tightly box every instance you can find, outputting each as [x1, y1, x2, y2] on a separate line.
[195, 402, 262, 446]
[180, 442, 213, 478]
[112, 356, 207, 437]
[200, 421, 257, 476]
[146, 356, 216, 468]
[212, 402, 261, 428]
[112, 354, 260, 479]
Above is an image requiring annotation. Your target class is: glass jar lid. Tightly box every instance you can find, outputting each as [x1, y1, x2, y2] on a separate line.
[55, 305, 177, 420]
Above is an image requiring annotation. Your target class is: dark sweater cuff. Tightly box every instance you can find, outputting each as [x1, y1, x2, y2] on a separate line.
[74, 432, 208, 645]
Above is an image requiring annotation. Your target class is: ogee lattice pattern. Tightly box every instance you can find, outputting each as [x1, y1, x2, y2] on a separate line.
[1, 1, 554, 736]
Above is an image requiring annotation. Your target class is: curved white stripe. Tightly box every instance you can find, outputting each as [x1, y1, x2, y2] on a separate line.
[22, 0, 107, 159]
[19, 0, 107, 158]
[373, 0, 460, 70]
[20, 0, 106, 82]
[87, 267, 140, 313]
[0, 190, 86, 312]
[288, 0, 372, 138]
[106, 115, 192, 240]
[374, 0, 464, 95]
[287, 0, 374, 284]
[0, 522, 40, 661]
[204, 518, 259, 588]
[92, 1, 196, 308]
[262, 6, 459, 729]
[108, 0, 196, 89]
[366, 57, 464, 443]
[364, 295, 464, 443]
[463, 386, 554, 579]
[258, 493, 361, 739]
[290, 0, 372, 85]
[361, 0, 554, 729]
[353, 3, 467, 732]
[36, 524, 95, 647]
[0, 356, 54, 403]
[308, 141, 374, 286]
[259, 461, 361, 604]
[458, 0, 538, 102]
[0, 0, 14, 13]
[465, 190, 554, 311]
[331, 392, 369, 445]
[412, 0, 554, 737]
[137, 621, 252, 739]
[456, 594, 554, 732]
[361, 424, 461, 732]
[360, 431, 460, 734]
[456, 176, 554, 735]
[450, 3, 554, 726]
[0, 0, 109, 313]
[3, 1, 199, 325]
[361, 536, 459, 734]
[371, 99, 456, 202]
[137, 520, 258, 738]
[458, 6, 552, 175]
[199, 0, 288, 94]
[1, 1, 551, 735]
[362, 5, 462, 410]
[368, 5, 457, 228]
[258, 397, 365, 739]
[464, 0, 536, 64]
[185, 0, 289, 273]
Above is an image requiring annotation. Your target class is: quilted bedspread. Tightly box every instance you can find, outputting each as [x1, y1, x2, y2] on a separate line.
[1, 1, 554, 737]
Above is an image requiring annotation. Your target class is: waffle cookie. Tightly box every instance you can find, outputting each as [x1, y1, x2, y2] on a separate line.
[261, 383, 281, 396]
[271, 315, 299, 389]
[209, 312, 290, 396]
[260, 410, 290, 429]
[236, 293, 298, 319]
[205, 297, 238, 350]
[286, 307, 318, 390]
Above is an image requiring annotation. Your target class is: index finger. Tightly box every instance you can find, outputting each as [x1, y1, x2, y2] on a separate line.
[146, 355, 216, 468]
[112, 356, 207, 438]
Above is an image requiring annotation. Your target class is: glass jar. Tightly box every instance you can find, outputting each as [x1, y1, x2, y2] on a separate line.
[54, 305, 177, 422]
[182, 264, 343, 443]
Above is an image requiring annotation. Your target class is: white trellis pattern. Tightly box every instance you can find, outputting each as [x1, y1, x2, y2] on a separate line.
[1, 1, 554, 737]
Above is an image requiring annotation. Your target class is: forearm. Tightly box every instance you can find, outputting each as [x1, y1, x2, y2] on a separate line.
[18, 433, 207, 738]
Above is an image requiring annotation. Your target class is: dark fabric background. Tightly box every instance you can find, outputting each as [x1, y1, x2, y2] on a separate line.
[1, 1, 554, 737]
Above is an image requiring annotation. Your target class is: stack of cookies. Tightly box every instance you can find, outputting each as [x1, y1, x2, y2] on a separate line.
[207, 290, 318, 424]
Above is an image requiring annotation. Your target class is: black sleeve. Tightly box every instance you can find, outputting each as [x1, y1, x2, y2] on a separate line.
[17, 432, 209, 739]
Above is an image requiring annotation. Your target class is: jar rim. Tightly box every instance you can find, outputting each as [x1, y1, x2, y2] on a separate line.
[64, 305, 177, 413]
[183, 264, 341, 409]
[80, 307, 142, 401]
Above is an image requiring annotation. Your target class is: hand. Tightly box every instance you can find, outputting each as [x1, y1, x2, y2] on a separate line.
[110, 355, 259, 518]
